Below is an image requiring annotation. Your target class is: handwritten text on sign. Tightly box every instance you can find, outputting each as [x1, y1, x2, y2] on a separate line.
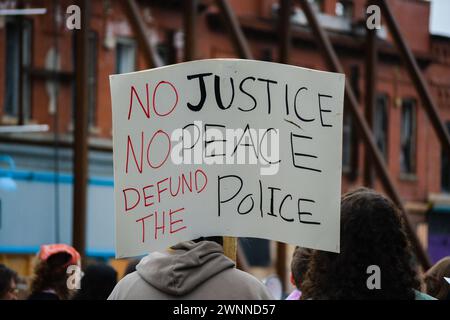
[110, 59, 345, 258]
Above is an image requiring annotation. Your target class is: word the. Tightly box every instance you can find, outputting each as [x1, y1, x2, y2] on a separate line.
[136, 207, 187, 242]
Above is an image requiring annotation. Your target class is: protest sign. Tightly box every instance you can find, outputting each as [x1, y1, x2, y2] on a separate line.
[110, 59, 345, 258]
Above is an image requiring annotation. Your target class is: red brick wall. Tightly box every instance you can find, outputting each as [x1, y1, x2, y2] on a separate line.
[387, 0, 430, 54]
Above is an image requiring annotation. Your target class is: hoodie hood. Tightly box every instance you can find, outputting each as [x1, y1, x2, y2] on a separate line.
[136, 241, 235, 296]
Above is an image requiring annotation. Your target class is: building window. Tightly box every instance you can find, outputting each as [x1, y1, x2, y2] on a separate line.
[342, 112, 352, 172]
[400, 98, 417, 174]
[116, 38, 137, 74]
[157, 30, 177, 66]
[308, 0, 324, 12]
[374, 94, 389, 160]
[350, 65, 360, 101]
[335, 1, 353, 19]
[442, 122, 450, 193]
[87, 31, 98, 127]
[4, 18, 32, 120]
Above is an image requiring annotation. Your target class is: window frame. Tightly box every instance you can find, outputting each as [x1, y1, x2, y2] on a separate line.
[115, 37, 137, 75]
[3, 17, 33, 123]
[374, 93, 389, 162]
[399, 97, 418, 177]
[442, 122, 450, 193]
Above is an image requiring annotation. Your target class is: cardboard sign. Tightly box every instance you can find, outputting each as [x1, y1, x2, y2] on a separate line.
[110, 59, 345, 258]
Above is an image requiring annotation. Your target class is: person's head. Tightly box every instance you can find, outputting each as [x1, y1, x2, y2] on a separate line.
[124, 259, 140, 277]
[0, 264, 18, 300]
[73, 263, 117, 300]
[290, 247, 313, 290]
[424, 257, 450, 300]
[30, 244, 81, 300]
[301, 188, 420, 300]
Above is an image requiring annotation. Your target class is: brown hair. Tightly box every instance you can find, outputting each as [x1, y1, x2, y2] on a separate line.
[424, 257, 450, 300]
[290, 247, 313, 290]
[30, 252, 72, 300]
[301, 188, 420, 300]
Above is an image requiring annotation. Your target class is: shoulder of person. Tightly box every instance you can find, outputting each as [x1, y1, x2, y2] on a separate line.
[107, 271, 141, 300]
[225, 268, 274, 299]
[414, 289, 437, 300]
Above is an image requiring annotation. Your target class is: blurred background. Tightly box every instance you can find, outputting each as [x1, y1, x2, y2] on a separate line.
[0, 0, 449, 297]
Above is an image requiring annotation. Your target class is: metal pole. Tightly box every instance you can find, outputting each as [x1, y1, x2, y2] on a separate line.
[72, 0, 90, 261]
[376, 0, 450, 157]
[17, 0, 24, 125]
[279, 0, 292, 64]
[214, 0, 254, 265]
[297, 0, 431, 269]
[236, 244, 251, 272]
[215, 0, 253, 59]
[223, 237, 237, 262]
[122, 0, 162, 68]
[184, 0, 197, 61]
[276, 0, 292, 291]
[363, 18, 377, 188]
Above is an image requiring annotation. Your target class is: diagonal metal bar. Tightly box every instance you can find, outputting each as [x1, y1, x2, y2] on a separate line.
[279, 0, 292, 64]
[376, 0, 450, 158]
[363, 11, 377, 188]
[184, 0, 198, 61]
[276, 0, 293, 292]
[215, 0, 254, 59]
[122, 0, 162, 69]
[297, 0, 431, 269]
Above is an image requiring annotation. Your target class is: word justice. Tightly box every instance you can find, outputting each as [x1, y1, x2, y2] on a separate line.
[127, 74, 335, 126]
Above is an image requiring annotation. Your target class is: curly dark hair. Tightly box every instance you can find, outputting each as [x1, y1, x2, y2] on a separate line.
[30, 252, 72, 300]
[0, 264, 18, 299]
[290, 247, 313, 290]
[300, 188, 420, 300]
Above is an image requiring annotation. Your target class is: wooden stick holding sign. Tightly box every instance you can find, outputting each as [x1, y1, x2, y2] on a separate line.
[223, 237, 237, 262]
[110, 59, 345, 259]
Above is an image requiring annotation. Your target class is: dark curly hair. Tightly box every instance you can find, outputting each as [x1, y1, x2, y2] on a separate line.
[0, 264, 18, 299]
[30, 252, 72, 300]
[290, 247, 313, 290]
[300, 188, 420, 300]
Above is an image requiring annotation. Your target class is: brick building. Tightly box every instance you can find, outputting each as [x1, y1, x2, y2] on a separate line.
[0, 0, 449, 274]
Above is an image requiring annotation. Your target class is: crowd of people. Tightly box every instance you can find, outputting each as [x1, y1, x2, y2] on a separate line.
[0, 188, 449, 300]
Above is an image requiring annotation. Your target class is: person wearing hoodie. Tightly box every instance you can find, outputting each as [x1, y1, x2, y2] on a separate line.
[108, 237, 273, 300]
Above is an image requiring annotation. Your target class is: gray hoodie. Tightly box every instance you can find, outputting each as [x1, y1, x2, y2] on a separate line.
[108, 241, 273, 300]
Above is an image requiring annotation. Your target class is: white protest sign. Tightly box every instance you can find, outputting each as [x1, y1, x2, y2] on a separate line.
[110, 59, 345, 258]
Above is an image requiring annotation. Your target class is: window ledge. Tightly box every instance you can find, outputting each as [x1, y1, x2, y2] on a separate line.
[399, 173, 418, 182]
[67, 122, 100, 135]
[1, 116, 19, 125]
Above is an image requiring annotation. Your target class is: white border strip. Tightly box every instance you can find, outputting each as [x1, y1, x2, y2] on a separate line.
[0, 8, 47, 16]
